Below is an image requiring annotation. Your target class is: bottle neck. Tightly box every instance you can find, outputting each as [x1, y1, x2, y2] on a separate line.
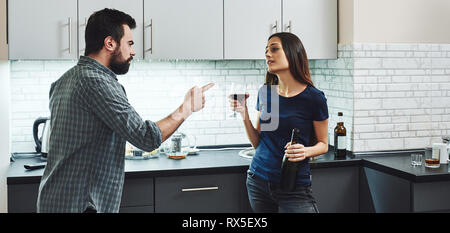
[338, 116, 344, 125]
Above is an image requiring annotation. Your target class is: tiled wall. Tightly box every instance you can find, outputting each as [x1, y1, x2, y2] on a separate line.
[310, 44, 355, 151]
[10, 42, 450, 153]
[10, 60, 266, 152]
[313, 43, 450, 152]
[351, 43, 450, 152]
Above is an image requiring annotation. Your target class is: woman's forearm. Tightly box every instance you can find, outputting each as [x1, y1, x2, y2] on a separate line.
[305, 141, 328, 158]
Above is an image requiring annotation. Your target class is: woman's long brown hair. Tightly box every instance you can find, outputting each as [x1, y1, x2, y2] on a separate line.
[265, 32, 314, 87]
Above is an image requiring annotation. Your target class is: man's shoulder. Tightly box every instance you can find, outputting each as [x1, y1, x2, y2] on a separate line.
[71, 66, 119, 91]
[79, 64, 111, 80]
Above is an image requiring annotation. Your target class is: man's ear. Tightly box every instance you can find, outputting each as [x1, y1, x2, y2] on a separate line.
[104, 36, 117, 52]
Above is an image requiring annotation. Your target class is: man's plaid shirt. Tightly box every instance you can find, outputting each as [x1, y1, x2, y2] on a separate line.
[37, 56, 162, 213]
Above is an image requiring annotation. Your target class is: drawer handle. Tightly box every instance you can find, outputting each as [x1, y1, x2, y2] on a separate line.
[181, 187, 219, 192]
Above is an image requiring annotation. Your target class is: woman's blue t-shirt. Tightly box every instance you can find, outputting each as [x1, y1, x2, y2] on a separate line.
[250, 84, 329, 187]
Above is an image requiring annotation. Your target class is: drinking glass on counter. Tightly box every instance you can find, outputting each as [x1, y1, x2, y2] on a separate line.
[410, 153, 422, 166]
[425, 145, 440, 168]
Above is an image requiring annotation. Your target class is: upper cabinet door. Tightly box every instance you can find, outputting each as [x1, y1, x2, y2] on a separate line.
[144, 0, 223, 60]
[283, 0, 337, 59]
[78, 0, 144, 59]
[8, 0, 78, 60]
[224, 0, 281, 60]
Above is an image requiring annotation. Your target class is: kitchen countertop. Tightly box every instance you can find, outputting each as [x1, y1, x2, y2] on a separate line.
[361, 154, 450, 182]
[7, 148, 450, 185]
[8, 149, 253, 184]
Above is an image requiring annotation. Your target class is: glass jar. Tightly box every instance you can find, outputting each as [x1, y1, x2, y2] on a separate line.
[167, 133, 186, 160]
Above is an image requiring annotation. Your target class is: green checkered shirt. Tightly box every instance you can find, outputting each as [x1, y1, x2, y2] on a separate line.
[37, 56, 162, 213]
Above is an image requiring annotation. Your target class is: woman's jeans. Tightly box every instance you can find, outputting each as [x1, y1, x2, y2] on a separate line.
[246, 170, 319, 213]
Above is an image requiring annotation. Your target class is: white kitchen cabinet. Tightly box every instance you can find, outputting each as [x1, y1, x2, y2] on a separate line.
[7, 0, 336, 60]
[8, 0, 78, 60]
[143, 0, 223, 60]
[283, 0, 337, 59]
[224, 0, 281, 60]
[78, 0, 144, 59]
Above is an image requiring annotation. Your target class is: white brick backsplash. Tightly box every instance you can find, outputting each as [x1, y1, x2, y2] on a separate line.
[350, 42, 450, 152]
[311, 53, 355, 151]
[9, 42, 450, 154]
[382, 98, 422, 109]
[404, 137, 432, 149]
[382, 58, 422, 69]
[375, 124, 394, 132]
[10, 61, 45, 72]
[354, 99, 382, 110]
[353, 125, 375, 133]
[9, 60, 266, 151]
[354, 138, 404, 151]
[354, 58, 382, 69]
[394, 124, 408, 131]
[359, 132, 391, 139]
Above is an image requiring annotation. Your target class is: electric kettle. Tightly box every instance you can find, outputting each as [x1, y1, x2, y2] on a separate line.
[33, 117, 51, 157]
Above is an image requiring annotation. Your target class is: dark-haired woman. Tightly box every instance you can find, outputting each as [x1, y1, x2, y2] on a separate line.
[230, 32, 329, 213]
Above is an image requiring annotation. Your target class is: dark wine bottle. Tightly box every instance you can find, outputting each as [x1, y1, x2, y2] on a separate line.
[334, 112, 347, 159]
[280, 128, 301, 192]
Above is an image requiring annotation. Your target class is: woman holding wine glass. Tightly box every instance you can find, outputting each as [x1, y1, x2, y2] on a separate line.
[229, 32, 329, 213]
[227, 82, 249, 119]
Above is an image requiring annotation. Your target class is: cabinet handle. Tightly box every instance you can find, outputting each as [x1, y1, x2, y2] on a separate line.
[181, 186, 219, 192]
[146, 19, 153, 54]
[68, 17, 72, 54]
[271, 20, 278, 33]
[81, 18, 88, 53]
[285, 20, 292, 33]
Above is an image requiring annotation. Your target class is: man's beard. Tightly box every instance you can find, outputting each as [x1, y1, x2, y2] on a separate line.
[110, 48, 133, 75]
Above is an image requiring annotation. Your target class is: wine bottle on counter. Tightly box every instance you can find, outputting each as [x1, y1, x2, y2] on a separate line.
[280, 128, 301, 192]
[334, 112, 347, 159]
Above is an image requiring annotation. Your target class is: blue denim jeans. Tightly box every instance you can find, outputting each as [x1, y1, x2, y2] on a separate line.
[246, 170, 319, 213]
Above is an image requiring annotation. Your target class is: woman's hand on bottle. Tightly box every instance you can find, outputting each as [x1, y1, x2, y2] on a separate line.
[228, 93, 250, 117]
[284, 142, 307, 162]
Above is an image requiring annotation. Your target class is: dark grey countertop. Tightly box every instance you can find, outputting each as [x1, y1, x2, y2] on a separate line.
[7, 149, 252, 184]
[362, 154, 450, 182]
[7, 148, 450, 185]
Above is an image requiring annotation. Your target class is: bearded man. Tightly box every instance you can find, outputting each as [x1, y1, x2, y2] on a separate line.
[37, 8, 214, 213]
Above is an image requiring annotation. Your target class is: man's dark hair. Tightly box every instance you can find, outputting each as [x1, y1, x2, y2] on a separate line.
[84, 8, 136, 56]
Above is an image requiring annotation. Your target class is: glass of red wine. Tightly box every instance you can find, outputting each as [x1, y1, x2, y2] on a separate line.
[227, 82, 247, 118]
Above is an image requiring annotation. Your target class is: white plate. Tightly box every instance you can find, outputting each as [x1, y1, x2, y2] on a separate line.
[125, 154, 159, 160]
[239, 148, 255, 159]
[183, 147, 200, 155]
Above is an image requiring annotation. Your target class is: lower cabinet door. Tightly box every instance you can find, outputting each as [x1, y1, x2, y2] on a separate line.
[121, 178, 154, 208]
[120, 177, 154, 213]
[311, 166, 359, 213]
[155, 173, 246, 213]
[8, 183, 40, 213]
